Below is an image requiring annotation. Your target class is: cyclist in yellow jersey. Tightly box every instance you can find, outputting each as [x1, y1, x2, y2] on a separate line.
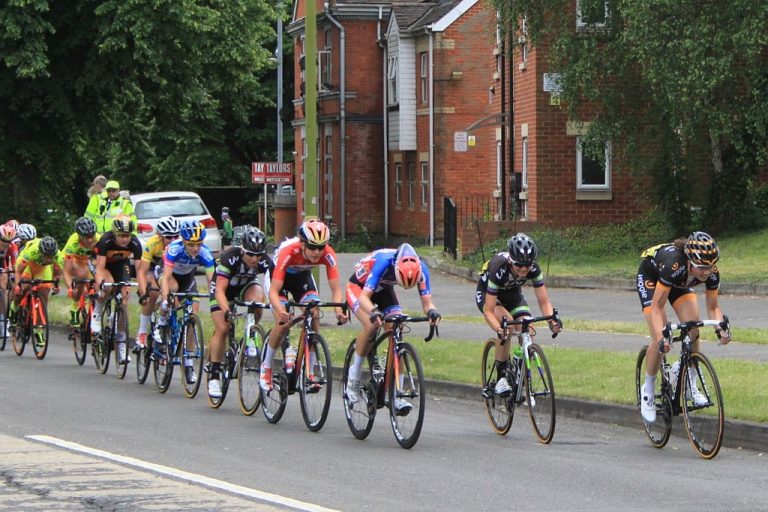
[62, 217, 100, 327]
[10, 236, 62, 327]
[135, 216, 180, 348]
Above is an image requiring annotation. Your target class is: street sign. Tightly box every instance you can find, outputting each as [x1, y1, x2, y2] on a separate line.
[251, 162, 293, 184]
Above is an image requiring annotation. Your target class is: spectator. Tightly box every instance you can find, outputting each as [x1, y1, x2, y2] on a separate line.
[87, 175, 108, 198]
[84, 180, 137, 233]
[221, 207, 234, 250]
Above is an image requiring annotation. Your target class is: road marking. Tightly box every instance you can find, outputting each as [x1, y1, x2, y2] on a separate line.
[27, 435, 339, 512]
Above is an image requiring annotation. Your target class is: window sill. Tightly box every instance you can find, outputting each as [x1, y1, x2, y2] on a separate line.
[576, 190, 612, 200]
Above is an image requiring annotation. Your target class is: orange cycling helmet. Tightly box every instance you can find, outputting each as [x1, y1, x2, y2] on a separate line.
[394, 243, 422, 289]
[0, 223, 16, 242]
[298, 219, 330, 246]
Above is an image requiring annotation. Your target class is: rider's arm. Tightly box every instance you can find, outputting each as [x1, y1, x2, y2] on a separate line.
[419, 293, 439, 320]
[704, 289, 729, 342]
[648, 283, 671, 343]
[327, 277, 347, 322]
[482, 291, 503, 335]
[63, 258, 75, 289]
[160, 263, 174, 304]
[136, 259, 149, 296]
[214, 274, 231, 313]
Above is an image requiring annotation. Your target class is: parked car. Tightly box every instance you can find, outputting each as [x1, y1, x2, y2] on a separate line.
[130, 191, 222, 257]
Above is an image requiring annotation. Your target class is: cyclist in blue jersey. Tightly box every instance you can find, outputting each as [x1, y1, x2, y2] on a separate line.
[157, 220, 215, 384]
[344, 243, 441, 412]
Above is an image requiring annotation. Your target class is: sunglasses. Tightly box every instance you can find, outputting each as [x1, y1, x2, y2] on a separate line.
[185, 241, 202, 247]
[162, 235, 178, 240]
[511, 261, 531, 268]
[242, 249, 262, 257]
[305, 243, 326, 252]
[690, 262, 714, 271]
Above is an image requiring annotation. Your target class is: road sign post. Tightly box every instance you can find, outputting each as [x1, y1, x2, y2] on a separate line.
[252, 162, 294, 233]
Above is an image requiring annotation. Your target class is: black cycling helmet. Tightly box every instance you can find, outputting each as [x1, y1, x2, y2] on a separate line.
[685, 231, 719, 266]
[40, 236, 58, 256]
[112, 214, 135, 234]
[241, 225, 267, 254]
[75, 216, 97, 237]
[507, 232, 538, 266]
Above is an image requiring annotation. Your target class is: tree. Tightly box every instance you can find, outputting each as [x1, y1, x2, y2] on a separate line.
[493, 0, 768, 232]
[0, 0, 290, 228]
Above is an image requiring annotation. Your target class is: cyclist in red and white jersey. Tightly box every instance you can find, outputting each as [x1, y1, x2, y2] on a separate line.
[261, 218, 348, 391]
[0, 222, 19, 336]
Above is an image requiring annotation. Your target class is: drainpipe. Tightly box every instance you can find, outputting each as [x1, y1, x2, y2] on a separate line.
[324, 4, 346, 238]
[378, 6, 389, 240]
[428, 29, 435, 247]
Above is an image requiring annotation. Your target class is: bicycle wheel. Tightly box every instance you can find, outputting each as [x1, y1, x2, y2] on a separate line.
[208, 344, 234, 409]
[261, 330, 288, 423]
[29, 297, 49, 360]
[73, 307, 89, 366]
[481, 339, 514, 435]
[524, 343, 556, 443]
[298, 333, 332, 432]
[342, 340, 377, 440]
[238, 324, 265, 415]
[153, 325, 174, 392]
[1, 290, 11, 351]
[135, 332, 152, 384]
[388, 342, 425, 449]
[635, 346, 672, 449]
[94, 303, 112, 374]
[11, 305, 29, 356]
[181, 315, 204, 399]
[112, 307, 129, 379]
[681, 352, 724, 459]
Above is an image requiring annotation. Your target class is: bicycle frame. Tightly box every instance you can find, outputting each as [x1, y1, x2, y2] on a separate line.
[161, 291, 208, 365]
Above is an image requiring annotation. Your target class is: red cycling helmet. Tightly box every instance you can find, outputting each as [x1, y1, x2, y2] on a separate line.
[394, 243, 422, 289]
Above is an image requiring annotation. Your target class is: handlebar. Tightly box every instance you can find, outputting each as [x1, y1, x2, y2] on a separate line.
[18, 278, 59, 285]
[661, 316, 731, 351]
[138, 286, 160, 305]
[101, 281, 138, 290]
[384, 314, 439, 342]
[279, 300, 349, 326]
[168, 291, 209, 300]
[500, 309, 562, 345]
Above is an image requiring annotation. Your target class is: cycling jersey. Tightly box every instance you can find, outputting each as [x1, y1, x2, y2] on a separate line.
[141, 233, 166, 270]
[349, 249, 431, 296]
[163, 239, 215, 275]
[477, 252, 544, 296]
[93, 232, 142, 263]
[1, 240, 18, 271]
[271, 237, 339, 282]
[16, 238, 63, 283]
[639, 243, 720, 290]
[62, 232, 101, 262]
[215, 247, 273, 287]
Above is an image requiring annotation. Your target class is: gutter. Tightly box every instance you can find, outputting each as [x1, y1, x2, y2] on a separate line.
[428, 28, 435, 246]
[324, 4, 347, 238]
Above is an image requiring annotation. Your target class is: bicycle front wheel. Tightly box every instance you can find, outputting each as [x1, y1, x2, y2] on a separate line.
[342, 340, 376, 440]
[208, 344, 234, 409]
[481, 339, 514, 435]
[299, 333, 332, 432]
[635, 346, 672, 449]
[32, 298, 49, 360]
[181, 315, 204, 398]
[238, 325, 265, 415]
[153, 325, 174, 393]
[74, 307, 90, 366]
[1, 291, 11, 351]
[525, 343, 556, 444]
[112, 307, 128, 379]
[12, 306, 29, 356]
[388, 342, 425, 449]
[681, 352, 724, 459]
[94, 303, 112, 374]
[260, 330, 288, 423]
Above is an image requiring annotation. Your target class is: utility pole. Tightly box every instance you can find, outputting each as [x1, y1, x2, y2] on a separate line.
[304, 0, 318, 220]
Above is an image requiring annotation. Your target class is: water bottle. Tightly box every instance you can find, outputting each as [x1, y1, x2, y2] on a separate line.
[372, 355, 384, 383]
[667, 361, 680, 391]
[510, 346, 523, 385]
[285, 346, 297, 374]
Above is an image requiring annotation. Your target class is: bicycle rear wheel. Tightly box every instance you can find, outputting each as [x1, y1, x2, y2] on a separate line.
[181, 315, 204, 398]
[635, 346, 672, 449]
[238, 325, 265, 415]
[208, 345, 234, 408]
[12, 306, 29, 356]
[136, 336, 152, 384]
[112, 307, 128, 379]
[31, 298, 49, 360]
[481, 339, 514, 435]
[94, 303, 112, 374]
[153, 325, 174, 392]
[74, 307, 89, 366]
[681, 352, 724, 459]
[388, 342, 425, 449]
[342, 340, 377, 440]
[525, 343, 556, 444]
[299, 333, 332, 432]
[260, 330, 288, 423]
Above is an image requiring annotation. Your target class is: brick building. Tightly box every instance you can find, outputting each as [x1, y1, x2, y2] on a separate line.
[288, 0, 649, 252]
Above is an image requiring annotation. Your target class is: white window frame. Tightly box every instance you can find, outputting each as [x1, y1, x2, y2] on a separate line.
[576, 0, 609, 28]
[318, 50, 332, 91]
[387, 56, 398, 105]
[407, 162, 415, 206]
[522, 137, 528, 189]
[324, 128, 333, 215]
[420, 161, 429, 207]
[576, 137, 611, 191]
[420, 53, 428, 105]
[395, 163, 402, 205]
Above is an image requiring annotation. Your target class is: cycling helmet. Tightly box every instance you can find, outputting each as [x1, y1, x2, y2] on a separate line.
[0, 223, 15, 242]
[180, 220, 206, 242]
[241, 225, 267, 254]
[4, 219, 19, 231]
[685, 231, 719, 266]
[507, 232, 538, 266]
[394, 243, 423, 289]
[39, 236, 58, 256]
[156, 216, 181, 236]
[112, 214, 135, 234]
[17, 223, 37, 241]
[74, 216, 97, 237]
[298, 218, 330, 246]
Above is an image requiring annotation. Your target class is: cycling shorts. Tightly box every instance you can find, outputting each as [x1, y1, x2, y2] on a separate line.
[475, 286, 531, 318]
[346, 282, 401, 316]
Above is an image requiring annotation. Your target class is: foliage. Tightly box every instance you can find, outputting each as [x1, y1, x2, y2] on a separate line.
[492, 0, 768, 232]
[0, 1, 293, 227]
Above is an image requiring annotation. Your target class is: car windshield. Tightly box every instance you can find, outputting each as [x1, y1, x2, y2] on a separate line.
[135, 198, 207, 219]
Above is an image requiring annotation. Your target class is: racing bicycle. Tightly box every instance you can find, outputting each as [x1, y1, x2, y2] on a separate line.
[70, 278, 97, 366]
[93, 281, 138, 378]
[11, 278, 58, 359]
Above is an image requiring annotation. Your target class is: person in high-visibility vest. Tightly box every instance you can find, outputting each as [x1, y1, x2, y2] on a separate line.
[84, 180, 137, 233]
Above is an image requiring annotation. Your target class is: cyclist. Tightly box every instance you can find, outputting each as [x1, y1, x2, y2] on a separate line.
[476, 233, 561, 396]
[637, 231, 730, 423]
[10, 236, 62, 340]
[1, 223, 19, 336]
[15, 223, 37, 252]
[62, 217, 100, 327]
[135, 216, 180, 349]
[207, 225, 274, 399]
[91, 214, 143, 363]
[344, 243, 441, 413]
[262, 218, 348, 392]
[157, 220, 215, 384]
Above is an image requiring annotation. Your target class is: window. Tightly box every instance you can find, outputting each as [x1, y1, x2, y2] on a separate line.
[420, 53, 428, 104]
[387, 56, 398, 105]
[395, 163, 402, 205]
[319, 50, 332, 91]
[420, 162, 429, 207]
[407, 162, 415, 206]
[576, 137, 611, 190]
[577, 0, 609, 28]
[522, 137, 528, 189]
[324, 130, 333, 215]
